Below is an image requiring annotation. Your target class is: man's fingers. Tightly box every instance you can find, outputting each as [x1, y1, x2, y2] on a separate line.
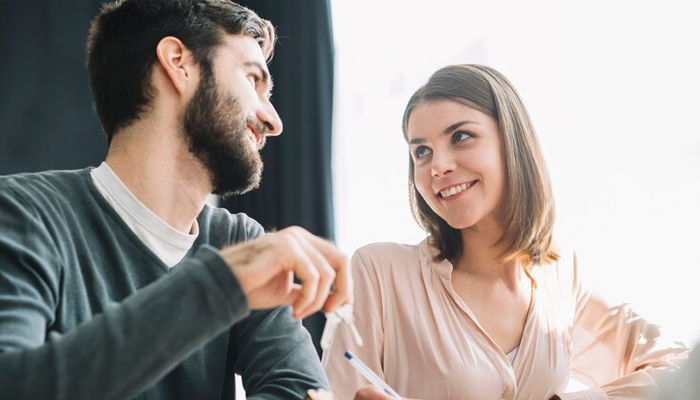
[245, 280, 302, 311]
[302, 232, 349, 270]
[223, 226, 350, 316]
[322, 290, 345, 314]
[296, 237, 336, 318]
[277, 283, 302, 306]
[300, 231, 352, 311]
[284, 233, 320, 319]
[324, 248, 352, 312]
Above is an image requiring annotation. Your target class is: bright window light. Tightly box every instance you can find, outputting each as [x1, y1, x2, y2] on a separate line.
[331, 0, 700, 347]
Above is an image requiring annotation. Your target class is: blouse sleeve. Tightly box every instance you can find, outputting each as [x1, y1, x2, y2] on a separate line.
[322, 249, 386, 400]
[556, 252, 690, 400]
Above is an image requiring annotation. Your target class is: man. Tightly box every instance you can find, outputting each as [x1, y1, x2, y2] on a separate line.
[0, 1, 350, 399]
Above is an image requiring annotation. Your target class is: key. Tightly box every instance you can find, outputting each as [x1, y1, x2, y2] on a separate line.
[320, 311, 341, 350]
[334, 304, 364, 347]
[320, 304, 364, 350]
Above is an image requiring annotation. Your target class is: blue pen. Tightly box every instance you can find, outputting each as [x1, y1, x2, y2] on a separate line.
[344, 351, 402, 399]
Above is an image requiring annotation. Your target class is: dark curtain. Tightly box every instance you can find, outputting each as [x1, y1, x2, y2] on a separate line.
[0, 0, 335, 358]
[0, 1, 107, 174]
[228, 0, 335, 357]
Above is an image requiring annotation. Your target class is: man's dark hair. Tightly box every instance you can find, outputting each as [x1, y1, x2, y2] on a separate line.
[86, 0, 275, 143]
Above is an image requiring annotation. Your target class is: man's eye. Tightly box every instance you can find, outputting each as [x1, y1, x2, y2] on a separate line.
[414, 146, 432, 159]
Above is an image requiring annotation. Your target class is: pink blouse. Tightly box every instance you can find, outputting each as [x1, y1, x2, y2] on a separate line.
[322, 240, 688, 400]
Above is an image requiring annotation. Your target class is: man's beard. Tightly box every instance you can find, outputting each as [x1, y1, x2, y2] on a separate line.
[182, 68, 266, 197]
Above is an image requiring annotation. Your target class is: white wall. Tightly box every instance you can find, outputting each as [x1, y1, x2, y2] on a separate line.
[331, 0, 700, 347]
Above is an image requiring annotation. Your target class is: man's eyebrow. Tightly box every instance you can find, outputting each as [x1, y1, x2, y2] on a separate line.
[408, 120, 480, 145]
[243, 61, 274, 93]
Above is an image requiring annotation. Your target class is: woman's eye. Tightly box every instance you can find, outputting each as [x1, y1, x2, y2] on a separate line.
[414, 146, 432, 159]
[249, 74, 260, 85]
[452, 131, 473, 143]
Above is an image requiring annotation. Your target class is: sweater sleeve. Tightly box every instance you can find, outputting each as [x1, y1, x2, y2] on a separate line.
[231, 306, 330, 400]
[222, 211, 329, 400]
[556, 252, 690, 400]
[0, 186, 251, 400]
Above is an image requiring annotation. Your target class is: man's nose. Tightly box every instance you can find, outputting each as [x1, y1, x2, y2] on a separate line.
[257, 99, 283, 136]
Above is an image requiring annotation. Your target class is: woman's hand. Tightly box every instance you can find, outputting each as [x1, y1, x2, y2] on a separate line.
[353, 386, 419, 400]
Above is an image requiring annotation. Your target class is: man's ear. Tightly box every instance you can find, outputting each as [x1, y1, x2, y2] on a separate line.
[155, 36, 198, 96]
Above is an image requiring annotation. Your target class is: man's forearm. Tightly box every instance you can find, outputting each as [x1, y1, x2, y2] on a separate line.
[0, 247, 248, 400]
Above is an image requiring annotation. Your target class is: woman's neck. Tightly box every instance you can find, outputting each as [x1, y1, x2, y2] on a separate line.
[454, 222, 523, 288]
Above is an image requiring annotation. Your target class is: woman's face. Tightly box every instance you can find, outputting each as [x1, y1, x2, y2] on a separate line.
[407, 100, 505, 231]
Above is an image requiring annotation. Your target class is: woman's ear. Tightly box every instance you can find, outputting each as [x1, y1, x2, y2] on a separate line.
[154, 36, 198, 96]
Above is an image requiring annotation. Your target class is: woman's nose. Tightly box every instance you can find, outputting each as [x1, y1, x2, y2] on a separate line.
[430, 151, 455, 177]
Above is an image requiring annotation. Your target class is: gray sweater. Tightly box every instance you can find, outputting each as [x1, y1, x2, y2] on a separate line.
[0, 168, 328, 399]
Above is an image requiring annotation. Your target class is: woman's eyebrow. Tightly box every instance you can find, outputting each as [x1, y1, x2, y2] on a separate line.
[408, 120, 480, 145]
[443, 120, 479, 134]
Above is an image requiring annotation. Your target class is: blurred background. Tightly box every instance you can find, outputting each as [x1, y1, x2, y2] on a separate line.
[0, 0, 698, 387]
[331, 0, 700, 349]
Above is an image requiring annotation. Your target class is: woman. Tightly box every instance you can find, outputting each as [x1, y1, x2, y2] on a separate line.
[322, 64, 688, 400]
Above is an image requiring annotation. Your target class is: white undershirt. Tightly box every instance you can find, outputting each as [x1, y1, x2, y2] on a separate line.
[90, 162, 198, 267]
[506, 346, 519, 364]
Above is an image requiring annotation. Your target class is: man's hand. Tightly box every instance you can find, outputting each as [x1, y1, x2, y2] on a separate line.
[220, 226, 351, 319]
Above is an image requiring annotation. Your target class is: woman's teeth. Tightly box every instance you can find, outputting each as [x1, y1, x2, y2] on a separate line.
[440, 182, 474, 198]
